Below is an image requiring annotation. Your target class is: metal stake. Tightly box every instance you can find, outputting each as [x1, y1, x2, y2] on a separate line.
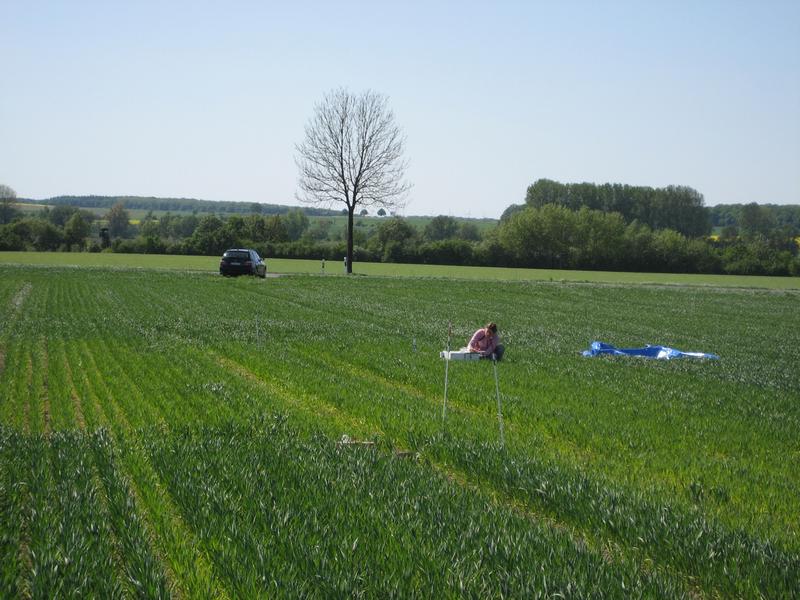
[442, 321, 452, 423]
[493, 355, 504, 448]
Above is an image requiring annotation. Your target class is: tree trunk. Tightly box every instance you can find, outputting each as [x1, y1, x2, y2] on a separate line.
[346, 206, 354, 274]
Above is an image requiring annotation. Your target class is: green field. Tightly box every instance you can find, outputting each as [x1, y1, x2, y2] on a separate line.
[1, 260, 798, 597]
[2, 251, 799, 289]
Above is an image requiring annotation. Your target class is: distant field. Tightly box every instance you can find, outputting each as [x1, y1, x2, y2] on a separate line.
[16, 202, 48, 215]
[16, 203, 178, 221]
[15, 202, 497, 235]
[1, 251, 798, 288]
[17, 204, 200, 221]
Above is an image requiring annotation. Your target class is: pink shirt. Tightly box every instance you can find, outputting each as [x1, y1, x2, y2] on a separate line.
[468, 328, 498, 356]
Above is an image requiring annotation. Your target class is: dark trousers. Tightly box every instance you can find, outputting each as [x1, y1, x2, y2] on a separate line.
[484, 344, 504, 361]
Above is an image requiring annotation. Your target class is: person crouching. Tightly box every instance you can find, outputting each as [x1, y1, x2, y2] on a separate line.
[468, 322, 505, 361]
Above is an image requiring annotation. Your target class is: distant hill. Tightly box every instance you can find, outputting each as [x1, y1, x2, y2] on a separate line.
[24, 195, 342, 217]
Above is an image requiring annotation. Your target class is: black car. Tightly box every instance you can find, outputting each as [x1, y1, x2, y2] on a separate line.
[219, 249, 267, 278]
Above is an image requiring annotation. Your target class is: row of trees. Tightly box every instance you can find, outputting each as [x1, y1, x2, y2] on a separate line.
[107, 212, 481, 259]
[0, 214, 93, 252]
[710, 203, 800, 238]
[494, 204, 798, 275]
[517, 180, 800, 240]
[0, 191, 478, 259]
[515, 179, 712, 238]
[3, 179, 798, 276]
[100, 207, 800, 276]
[1, 187, 97, 250]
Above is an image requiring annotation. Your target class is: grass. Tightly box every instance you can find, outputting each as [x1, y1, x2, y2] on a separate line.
[0, 260, 798, 597]
[1, 250, 798, 288]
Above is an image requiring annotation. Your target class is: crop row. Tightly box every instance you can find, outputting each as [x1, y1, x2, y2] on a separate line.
[143, 416, 690, 598]
[411, 432, 800, 598]
[1, 418, 797, 598]
[0, 426, 168, 598]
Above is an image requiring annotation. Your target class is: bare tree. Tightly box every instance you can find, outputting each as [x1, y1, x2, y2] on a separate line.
[296, 88, 410, 273]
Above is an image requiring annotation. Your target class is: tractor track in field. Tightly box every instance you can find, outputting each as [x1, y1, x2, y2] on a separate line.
[4, 280, 32, 345]
[60, 343, 87, 431]
[428, 458, 712, 599]
[213, 352, 375, 437]
[88, 435, 182, 600]
[299, 346, 502, 424]
[10, 282, 31, 313]
[217, 347, 714, 598]
[73, 341, 229, 600]
[65, 368, 86, 431]
[213, 349, 675, 589]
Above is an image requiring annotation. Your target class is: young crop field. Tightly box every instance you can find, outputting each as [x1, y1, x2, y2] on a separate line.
[0, 263, 798, 597]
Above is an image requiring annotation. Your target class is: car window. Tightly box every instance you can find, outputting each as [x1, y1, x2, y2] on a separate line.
[224, 251, 250, 259]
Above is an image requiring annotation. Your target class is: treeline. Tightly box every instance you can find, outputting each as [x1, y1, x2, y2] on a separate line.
[517, 179, 711, 237]
[494, 204, 798, 275]
[3, 184, 799, 277]
[520, 179, 800, 239]
[26, 195, 341, 216]
[108, 213, 484, 266]
[710, 204, 800, 237]
[0, 203, 99, 252]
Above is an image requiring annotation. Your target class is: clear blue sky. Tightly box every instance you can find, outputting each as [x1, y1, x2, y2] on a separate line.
[2, 0, 798, 218]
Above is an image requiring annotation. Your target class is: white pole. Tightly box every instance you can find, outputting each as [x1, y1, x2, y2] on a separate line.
[442, 321, 452, 423]
[493, 356, 504, 447]
[442, 359, 449, 422]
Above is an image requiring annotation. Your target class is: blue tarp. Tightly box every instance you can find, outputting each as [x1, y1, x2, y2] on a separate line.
[582, 341, 719, 360]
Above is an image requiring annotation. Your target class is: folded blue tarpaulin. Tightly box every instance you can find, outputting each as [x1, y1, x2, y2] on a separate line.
[582, 341, 719, 360]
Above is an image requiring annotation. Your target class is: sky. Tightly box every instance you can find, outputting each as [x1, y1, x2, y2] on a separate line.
[2, 0, 799, 218]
